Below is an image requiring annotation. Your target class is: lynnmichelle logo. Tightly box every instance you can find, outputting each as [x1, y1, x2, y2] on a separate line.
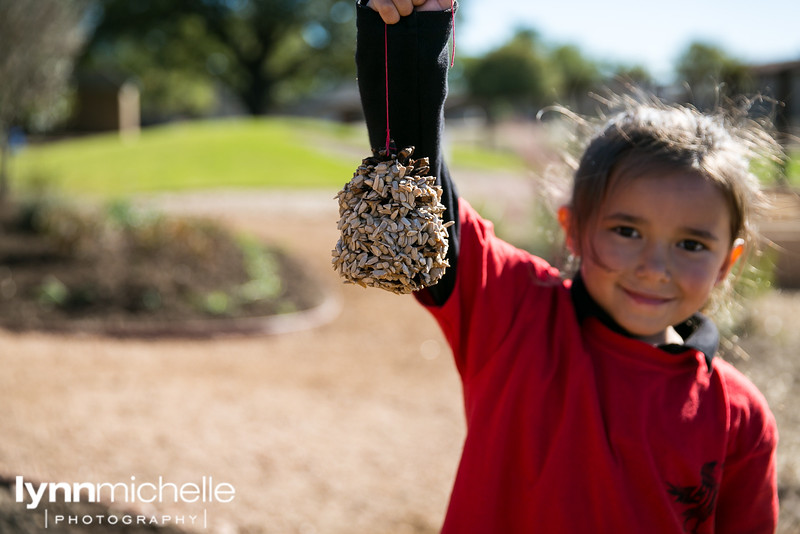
[14, 475, 236, 529]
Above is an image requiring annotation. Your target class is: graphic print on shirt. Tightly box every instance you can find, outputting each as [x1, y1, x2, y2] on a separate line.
[667, 461, 719, 534]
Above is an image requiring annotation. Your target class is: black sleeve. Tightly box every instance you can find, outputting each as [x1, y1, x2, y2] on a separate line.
[355, 4, 459, 306]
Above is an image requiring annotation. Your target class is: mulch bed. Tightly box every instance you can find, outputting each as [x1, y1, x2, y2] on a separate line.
[0, 198, 325, 336]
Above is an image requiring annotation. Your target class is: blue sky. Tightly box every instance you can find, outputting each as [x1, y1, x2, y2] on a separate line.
[457, 0, 800, 82]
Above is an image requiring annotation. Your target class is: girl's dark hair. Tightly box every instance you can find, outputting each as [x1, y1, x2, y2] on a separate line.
[567, 95, 780, 259]
[556, 93, 783, 316]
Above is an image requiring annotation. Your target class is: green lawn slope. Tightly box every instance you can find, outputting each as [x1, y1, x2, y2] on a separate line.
[10, 117, 530, 199]
[11, 118, 366, 198]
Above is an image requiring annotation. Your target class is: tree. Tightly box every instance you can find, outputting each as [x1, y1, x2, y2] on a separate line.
[0, 0, 89, 199]
[464, 29, 556, 121]
[81, 0, 356, 118]
[611, 64, 654, 87]
[676, 42, 753, 109]
[549, 45, 602, 110]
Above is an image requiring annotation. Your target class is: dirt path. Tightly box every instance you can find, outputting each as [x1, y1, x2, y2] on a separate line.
[1, 178, 798, 533]
[0, 188, 467, 534]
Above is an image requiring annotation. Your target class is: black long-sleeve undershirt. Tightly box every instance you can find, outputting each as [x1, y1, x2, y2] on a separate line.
[355, 4, 459, 306]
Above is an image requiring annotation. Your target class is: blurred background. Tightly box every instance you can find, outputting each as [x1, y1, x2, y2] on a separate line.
[1, 0, 799, 201]
[2, 0, 800, 148]
[1, 1, 800, 533]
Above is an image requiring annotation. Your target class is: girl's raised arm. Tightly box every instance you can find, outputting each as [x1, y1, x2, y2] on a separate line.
[355, 0, 459, 304]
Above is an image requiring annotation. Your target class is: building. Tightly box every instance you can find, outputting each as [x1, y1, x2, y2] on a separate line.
[70, 72, 140, 138]
[750, 59, 800, 143]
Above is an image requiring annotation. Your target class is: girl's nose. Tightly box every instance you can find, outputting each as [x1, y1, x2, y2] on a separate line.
[635, 242, 671, 282]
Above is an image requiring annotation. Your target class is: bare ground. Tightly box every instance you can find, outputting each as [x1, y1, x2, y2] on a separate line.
[0, 188, 464, 534]
[1, 175, 799, 533]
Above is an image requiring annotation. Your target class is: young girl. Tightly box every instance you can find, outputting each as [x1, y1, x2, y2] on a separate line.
[355, 1, 779, 532]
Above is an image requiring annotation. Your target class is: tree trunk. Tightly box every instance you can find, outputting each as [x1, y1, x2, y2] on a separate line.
[240, 60, 273, 116]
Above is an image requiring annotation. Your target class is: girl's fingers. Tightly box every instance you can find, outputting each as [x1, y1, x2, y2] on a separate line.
[414, 0, 447, 10]
[416, 0, 453, 9]
[368, 0, 415, 24]
[368, 0, 450, 24]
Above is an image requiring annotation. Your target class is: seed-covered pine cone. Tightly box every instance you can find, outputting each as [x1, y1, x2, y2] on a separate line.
[332, 146, 452, 294]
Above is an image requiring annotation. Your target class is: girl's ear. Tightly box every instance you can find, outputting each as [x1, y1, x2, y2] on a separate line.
[715, 238, 745, 285]
[558, 205, 578, 255]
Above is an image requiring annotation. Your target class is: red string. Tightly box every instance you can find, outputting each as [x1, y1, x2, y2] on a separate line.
[384, 22, 391, 155]
[450, 0, 456, 67]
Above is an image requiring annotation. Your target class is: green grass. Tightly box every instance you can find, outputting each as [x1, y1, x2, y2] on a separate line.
[9, 116, 531, 199]
[11, 117, 365, 198]
[785, 149, 800, 185]
[449, 144, 527, 172]
[751, 148, 800, 187]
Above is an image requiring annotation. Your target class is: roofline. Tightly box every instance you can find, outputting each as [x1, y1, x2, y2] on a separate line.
[750, 58, 800, 75]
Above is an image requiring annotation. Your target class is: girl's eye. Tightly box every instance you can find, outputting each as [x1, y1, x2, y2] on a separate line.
[678, 240, 707, 252]
[612, 226, 640, 239]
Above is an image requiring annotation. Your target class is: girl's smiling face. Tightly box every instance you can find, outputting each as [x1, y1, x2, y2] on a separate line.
[561, 169, 743, 345]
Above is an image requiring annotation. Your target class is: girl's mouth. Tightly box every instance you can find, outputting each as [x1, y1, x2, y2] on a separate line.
[622, 287, 673, 306]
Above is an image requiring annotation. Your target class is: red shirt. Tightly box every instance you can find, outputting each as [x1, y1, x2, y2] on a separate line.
[417, 199, 778, 533]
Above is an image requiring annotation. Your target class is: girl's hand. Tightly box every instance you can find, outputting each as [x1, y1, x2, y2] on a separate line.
[366, 0, 452, 24]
